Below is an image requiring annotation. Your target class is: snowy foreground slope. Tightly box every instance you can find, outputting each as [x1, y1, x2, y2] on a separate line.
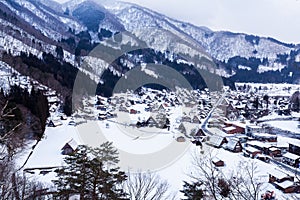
[19, 119, 300, 199]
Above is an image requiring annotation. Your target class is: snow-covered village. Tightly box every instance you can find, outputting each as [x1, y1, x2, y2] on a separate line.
[5, 79, 299, 200]
[2, 0, 300, 200]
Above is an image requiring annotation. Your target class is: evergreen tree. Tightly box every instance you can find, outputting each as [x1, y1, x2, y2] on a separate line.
[253, 97, 259, 110]
[53, 145, 127, 199]
[263, 94, 269, 109]
[63, 95, 72, 116]
[64, 7, 70, 15]
[88, 141, 120, 167]
[290, 91, 300, 112]
[181, 181, 204, 200]
[218, 178, 231, 198]
[55, 45, 64, 60]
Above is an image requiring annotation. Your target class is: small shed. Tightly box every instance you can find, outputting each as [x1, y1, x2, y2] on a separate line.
[176, 136, 186, 143]
[223, 126, 238, 134]
[130, 109, 138, 114]
[223, 138, 242, 153]
[269, 169, 294, 183]
[274, 180, 296, 193]
[98, 114, 107, 121]
[244, 146, 261, 158]
[282, 152, 300, 167]
[181, 116, 192, 123]
[194, 129, 206, 139]
[192, 116, 201, 124]
[60, 115, 67, 120]
[48, 120, 62, 127]
[158, 104, 166, 112]
[61, 139, 78, 155]
[146, 116, 158, 127]
[212, 157, 225, 167]
[68, 120, 76, 126]
[268, 147, 282, 157]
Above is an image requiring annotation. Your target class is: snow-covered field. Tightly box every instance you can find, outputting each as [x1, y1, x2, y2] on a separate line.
[264, 120, 300, 134]
[19, 118, 300, 199]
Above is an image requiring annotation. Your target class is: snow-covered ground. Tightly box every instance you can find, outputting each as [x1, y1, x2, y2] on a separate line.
[16, 84, 300, 199]
[235, 82, 300, 96]
[18, 119, 83, 184]
[264, 120, 300, 134]
[19, 118, 300, 199]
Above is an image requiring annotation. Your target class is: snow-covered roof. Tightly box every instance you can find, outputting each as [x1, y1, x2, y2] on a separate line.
[276, 180, 295, 189]
[244, 146, 261, 153]
[247, 141, 272, 148]
[208, 128, 227, 136]
[212, 157, 223, 163]
[269, 169, 291, 179]
[291, 112, 300, 118]
[51, 120, 63, 126]
[224, 139, 239, 151]
[208, 135, 225, 147]
[252, 132, 277, 138]
[269, 147, 280, 151]
[223, 126, 236, 132]
[289, 140, 300, 147]
[246, 125, 262, 129]
[65, 138, 78, 151]
[69, 194, 80, 200]
[234, 134, 248, 139]
[48, 96, 59, 103]
[283, 152, 300, 161]
[227, 121, 247, 128]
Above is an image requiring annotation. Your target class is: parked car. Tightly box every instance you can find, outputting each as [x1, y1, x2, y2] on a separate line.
[68, 121, 76, 126]
[243, 151, 251, 158]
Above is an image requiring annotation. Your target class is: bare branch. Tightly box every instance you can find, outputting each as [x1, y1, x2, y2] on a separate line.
[124, 170, 175, 200]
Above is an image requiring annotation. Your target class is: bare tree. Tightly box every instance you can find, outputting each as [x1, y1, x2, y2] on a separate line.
[0, 100, 23, 160]
[229, 161, 263, 200]
[0, 158, 51, 199]
[124, 171, 176, 200]
[189, 151, 225, 199]
[188, 150, 263, 200]
[0, 100, 50, 199]
[0, 158, 14, 199]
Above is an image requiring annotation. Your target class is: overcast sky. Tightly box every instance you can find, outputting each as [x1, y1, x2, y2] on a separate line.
[54, 0, 300, 44]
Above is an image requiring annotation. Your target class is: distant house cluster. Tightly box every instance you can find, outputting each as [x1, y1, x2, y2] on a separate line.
[198, 83, 300, 195]
[94, 88, 212, 135]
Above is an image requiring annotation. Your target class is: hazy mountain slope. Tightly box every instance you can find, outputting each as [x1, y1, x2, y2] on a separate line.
[105, 1, 295, 62]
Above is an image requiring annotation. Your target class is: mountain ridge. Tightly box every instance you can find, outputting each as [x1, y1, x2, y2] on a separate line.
[0, 0, 299, 99]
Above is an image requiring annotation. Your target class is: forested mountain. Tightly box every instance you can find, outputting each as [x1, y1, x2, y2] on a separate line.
[0, 0, 299, 100]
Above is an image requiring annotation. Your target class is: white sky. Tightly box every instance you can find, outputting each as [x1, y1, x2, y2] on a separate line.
[54, 0, 300, 44]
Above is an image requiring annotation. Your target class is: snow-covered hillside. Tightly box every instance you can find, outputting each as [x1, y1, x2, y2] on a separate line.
[105, 1, 295, 62]
[0, 0, 299, 88]
[105, 2, 212, 60]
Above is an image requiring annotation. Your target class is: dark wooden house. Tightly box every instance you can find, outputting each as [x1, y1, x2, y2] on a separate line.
[212, 158, 225, 167]
[61, 139, 78, 155]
